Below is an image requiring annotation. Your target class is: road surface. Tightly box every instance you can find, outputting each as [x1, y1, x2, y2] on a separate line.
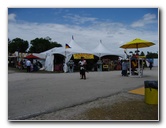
[8, 67, 158, 120]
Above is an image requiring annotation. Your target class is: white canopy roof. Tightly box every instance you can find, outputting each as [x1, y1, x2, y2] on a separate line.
[41, 39, 121, 58]
[91, 40, 117, 57]
[40, 37, 91, 56]
[40, 47, 66, 56]
[66, 38, 91, 54]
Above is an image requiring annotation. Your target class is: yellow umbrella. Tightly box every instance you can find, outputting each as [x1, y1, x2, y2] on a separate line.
[120, 38, 155, 50]
[120, 38, 155, 77]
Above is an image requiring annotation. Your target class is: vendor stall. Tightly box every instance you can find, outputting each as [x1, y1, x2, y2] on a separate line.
[120, 38, 155, 77]
[129, 56, 144, 77]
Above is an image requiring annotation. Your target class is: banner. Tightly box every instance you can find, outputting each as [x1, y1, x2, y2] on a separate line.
[73, 53, 94, 59]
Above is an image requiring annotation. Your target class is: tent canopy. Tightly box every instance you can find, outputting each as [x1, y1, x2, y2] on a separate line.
[41, 38, 92, 56]
[65, 38, 91, 54]
[40, 47, 66, 56]
[92, 40, 118, 57]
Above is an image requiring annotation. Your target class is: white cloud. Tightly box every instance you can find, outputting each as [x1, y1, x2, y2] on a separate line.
[131, 13, 157, 28]
[8, 16, 158, 55]
[63, 14, 98, 24]
[8, 13, 16, 22]
[143, 13, 156, 20]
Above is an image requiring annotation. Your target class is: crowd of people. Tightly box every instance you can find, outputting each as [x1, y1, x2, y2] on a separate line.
[15, 59, 43, 72]
[121, 56, 154, 77]
[9, 55, 153, 79]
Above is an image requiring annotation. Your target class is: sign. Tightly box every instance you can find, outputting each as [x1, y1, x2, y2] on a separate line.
[73, 53, 94, 59]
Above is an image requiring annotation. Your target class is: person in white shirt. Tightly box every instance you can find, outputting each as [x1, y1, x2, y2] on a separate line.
[78, 57, 87, 79]
[26, 59, 31, 72]
[121, 59, 129, 76]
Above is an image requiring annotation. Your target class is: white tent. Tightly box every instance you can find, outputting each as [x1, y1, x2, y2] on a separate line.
[66, 37, 91, 54]
[41, 37, 91, 72]
[91, 40, 118, 58]
[64, 37, 92, 72]
[40, 47, 68, 71]
[41, 38, 122, 72]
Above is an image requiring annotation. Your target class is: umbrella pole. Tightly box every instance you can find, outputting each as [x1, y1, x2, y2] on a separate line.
[137, 44, 138, 53]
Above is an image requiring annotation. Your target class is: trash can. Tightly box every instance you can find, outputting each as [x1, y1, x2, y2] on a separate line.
[144, 81, 158, 104]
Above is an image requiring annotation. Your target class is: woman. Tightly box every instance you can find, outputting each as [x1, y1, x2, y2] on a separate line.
[78, 57, 87, 79]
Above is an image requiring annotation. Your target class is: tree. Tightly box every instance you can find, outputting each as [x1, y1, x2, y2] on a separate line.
[28, 37, 62, 53]
[146, 52, 158, 58]
[8, 38, 29, 53]
[8, 38, 11, 44]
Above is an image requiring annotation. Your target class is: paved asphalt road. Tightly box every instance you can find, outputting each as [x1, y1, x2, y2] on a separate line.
[8, 67, 158, 120]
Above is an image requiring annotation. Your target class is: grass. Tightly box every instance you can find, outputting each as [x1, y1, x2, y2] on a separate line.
[83, 100, 158, 120]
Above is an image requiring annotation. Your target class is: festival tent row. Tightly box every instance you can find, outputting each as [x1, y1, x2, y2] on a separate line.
[40, 37, 120, 72]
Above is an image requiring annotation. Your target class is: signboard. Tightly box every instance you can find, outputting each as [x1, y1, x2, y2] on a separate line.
[73, 53, 94, 59]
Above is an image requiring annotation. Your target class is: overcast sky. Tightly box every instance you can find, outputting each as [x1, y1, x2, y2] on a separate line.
[8, 8, 158, 55]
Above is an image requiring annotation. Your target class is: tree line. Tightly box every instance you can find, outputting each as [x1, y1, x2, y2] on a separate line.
[140, 51, 158, 58]
[8, 37, 62, 53]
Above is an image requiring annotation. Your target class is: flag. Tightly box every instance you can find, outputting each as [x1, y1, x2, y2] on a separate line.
[65, 44, 71, 49]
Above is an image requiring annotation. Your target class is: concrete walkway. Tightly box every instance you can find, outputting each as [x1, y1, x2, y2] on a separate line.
[8, 67, 158, 120]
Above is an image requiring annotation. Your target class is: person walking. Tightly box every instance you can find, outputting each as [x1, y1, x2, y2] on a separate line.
[149, 61, 153, 70]
[26, 59, 31, 72]
[78, 57, 87, 79]
[121, 59, 129, 76]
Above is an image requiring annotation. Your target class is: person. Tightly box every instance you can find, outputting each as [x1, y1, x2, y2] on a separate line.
[78, 57, 87, 79]
[149, 61, 153, 70]
[26, 59, 31, 72]
[33, 60, 38, 71]
[20, 59, 24, 70]
[37, 60, 42, 68]
[30, 63, 33, 72]
[121, 59, 129, 76]
[143, 60, 145, 69]
[67, 60, 74, 73]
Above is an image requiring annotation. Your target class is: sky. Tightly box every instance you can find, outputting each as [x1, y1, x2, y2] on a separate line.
[8, 8, 158, 55]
